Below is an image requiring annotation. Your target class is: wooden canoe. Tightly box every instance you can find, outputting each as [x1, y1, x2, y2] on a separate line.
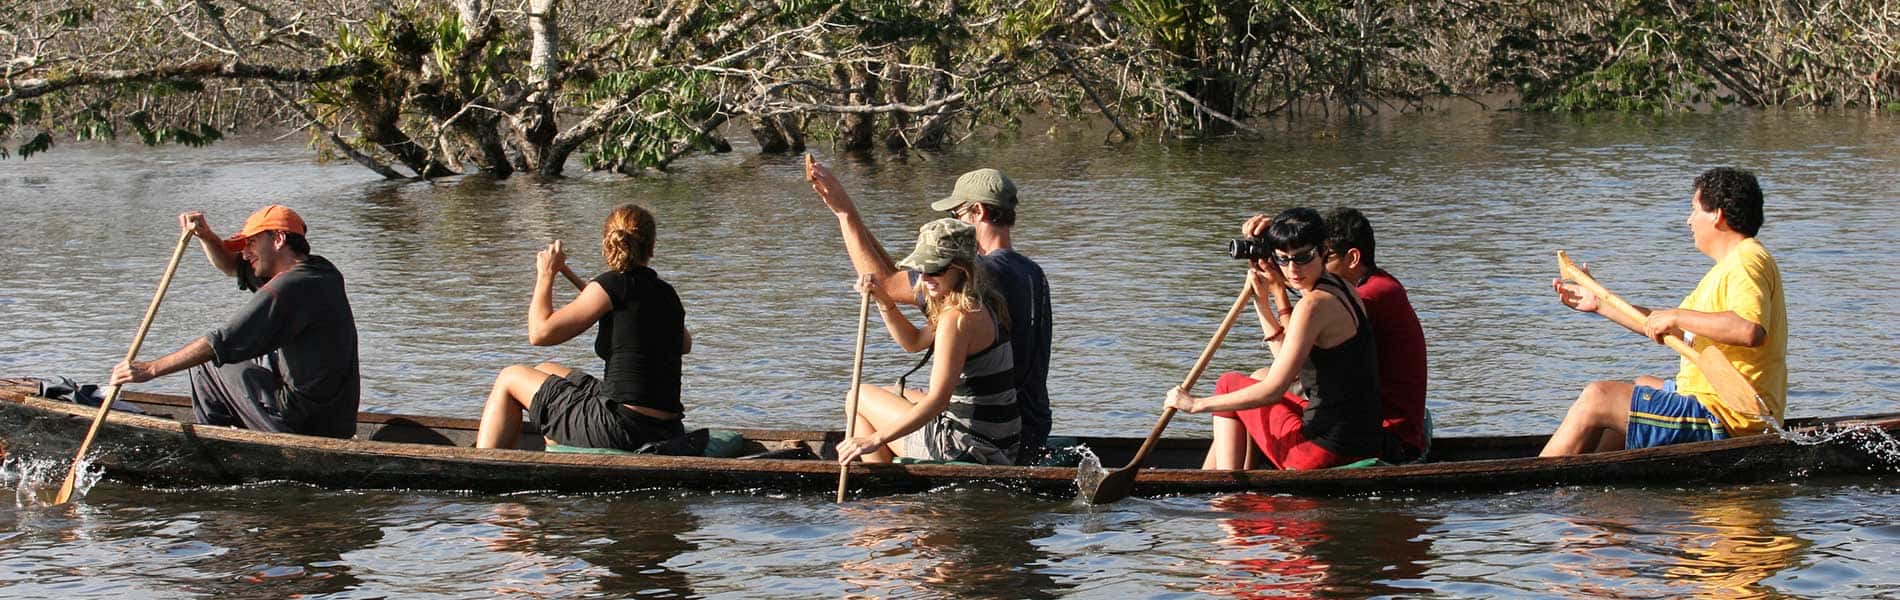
[2, 381, 1895, 498]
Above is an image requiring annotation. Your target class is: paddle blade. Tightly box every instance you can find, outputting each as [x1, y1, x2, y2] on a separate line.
[1081, 465, 1138, 505]
[1694, 344, 1769, 417]
[52, 468, 79, 505]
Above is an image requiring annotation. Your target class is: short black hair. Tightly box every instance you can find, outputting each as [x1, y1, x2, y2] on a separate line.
[1693, 168, 1764, 237]
[1265, 207, 1327, 253]
[1322, 207, 1377, 271]
[282, 232, 311, 256]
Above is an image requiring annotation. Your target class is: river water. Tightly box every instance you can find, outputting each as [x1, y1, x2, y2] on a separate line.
[1, 110, 1897, 597]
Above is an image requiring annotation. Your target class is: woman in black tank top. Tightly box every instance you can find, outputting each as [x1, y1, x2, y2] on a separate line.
[474, 204, 694, 451]
[1163, 207, 1383, 470]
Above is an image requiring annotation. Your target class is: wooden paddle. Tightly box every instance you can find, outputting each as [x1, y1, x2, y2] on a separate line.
[836, 289, 874, 502]
[54, 228, 195, 505]
[1556, 251, 1767, 417]
[559, 265, 588, 291]
[1083, 278, 1256, 504]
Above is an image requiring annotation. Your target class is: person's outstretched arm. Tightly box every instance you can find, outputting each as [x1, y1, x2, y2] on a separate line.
[806, 155, 919, 305]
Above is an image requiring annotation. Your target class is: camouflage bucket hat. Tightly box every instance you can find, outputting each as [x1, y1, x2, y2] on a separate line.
[896, 218, 978, 274]
[928, 168, 1018, 212]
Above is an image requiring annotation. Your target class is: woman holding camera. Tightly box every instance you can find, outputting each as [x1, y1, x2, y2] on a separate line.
[474, 203, 692, 451]
[1164, 207, 1383, 470]
[837, 218, 1020, 466]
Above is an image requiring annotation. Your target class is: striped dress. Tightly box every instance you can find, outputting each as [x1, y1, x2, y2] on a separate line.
[898, 307, 1022, 465]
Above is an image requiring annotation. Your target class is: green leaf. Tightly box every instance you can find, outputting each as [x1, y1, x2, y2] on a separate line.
[18, 132, 53, 158]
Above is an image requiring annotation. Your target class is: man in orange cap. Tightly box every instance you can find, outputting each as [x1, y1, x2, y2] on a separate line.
[109, 205, 360, 439]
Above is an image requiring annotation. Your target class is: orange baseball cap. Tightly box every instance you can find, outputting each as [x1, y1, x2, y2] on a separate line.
[222, 205, 308, 253]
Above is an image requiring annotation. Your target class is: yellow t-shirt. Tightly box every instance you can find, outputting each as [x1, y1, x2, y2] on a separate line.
[1674, 238, 1787, 436]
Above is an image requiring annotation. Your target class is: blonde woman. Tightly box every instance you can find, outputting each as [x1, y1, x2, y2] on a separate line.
[476, 204, 692, 451]
[837, 218, 1021, 465]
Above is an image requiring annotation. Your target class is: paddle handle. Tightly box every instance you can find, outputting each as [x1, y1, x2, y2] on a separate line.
[836, 290, 873, 503]
[1556, 251, 1764, 416]
[1125, 278, 1258, 469]
[560, 265, 587, 291]
[1558, 250, 1702, 360]
[55, 228, 195, 504]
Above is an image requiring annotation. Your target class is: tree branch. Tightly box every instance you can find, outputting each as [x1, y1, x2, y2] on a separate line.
[2, 59, 373, 106]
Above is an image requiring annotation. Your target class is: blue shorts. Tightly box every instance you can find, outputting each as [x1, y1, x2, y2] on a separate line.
[1625, 380, 1728, 449]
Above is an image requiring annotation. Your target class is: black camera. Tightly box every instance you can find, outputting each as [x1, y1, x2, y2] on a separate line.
[1228, 237, 1272, 260]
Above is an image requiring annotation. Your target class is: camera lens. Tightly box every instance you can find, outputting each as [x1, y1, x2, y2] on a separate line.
[1228, 238, 1271, 260]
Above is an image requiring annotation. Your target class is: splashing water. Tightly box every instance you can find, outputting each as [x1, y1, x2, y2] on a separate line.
[1072, 446, 1106, 500]
[1, 455, 101, 507]
[1757, 402, 1900, 472]
[1772, 422, 1900, 468]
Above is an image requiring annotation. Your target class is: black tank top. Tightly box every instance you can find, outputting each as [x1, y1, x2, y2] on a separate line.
[1300, 273, 1383, 458]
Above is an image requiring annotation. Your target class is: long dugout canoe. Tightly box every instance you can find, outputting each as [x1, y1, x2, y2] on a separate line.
[2, 381, 1895, 498]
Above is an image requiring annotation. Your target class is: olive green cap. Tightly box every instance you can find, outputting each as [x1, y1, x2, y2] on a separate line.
[895, 218, 978, 274]
[929, 168, 1018, 212]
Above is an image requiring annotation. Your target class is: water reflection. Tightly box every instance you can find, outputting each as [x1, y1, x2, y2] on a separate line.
[176, 487, 390, 596]
[1201, 494, 1433, 597]
[1545, 489, 1803, 599]
[477, 495, 699, 598]
[838, 494, 1068, 598]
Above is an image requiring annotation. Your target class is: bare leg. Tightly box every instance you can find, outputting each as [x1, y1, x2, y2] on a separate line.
[1197, 367, 1277, 470]
[843, 384, 927, 463]
[476, 365, 554, 449]
[534, 362, 572, 379]
[1540, 379, 1636, 457]
[1205, 415, 1250, 470]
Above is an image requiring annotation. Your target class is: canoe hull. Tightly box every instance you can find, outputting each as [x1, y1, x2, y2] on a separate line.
[3, 383, 1895, 498]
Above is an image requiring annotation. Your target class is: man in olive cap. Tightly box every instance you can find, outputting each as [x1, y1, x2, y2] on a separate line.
[110, 205, 361, 439]
[806, 158, 1054, 457]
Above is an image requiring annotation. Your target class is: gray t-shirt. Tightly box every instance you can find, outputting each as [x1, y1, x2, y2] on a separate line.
[204, 255, 360, 437]
[914, 249, 1053, 449]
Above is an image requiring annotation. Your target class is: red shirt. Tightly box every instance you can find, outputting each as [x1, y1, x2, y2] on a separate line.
[1357, 270, 1428, 452]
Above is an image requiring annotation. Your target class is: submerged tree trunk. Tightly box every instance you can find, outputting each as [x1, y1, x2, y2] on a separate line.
[519, 0, 561, 176]
[840, 63, 879, 152]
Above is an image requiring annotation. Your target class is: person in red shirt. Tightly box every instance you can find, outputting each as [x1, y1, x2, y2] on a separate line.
[1322, 208, 1429, 463]
[1202, 207, 1430, 468]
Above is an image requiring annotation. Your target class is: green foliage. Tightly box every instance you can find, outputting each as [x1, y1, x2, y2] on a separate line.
[127, 110, 222, 147]
[1492, 0, 1736, 111]
[72, 105, 114, 141]
[836, 1, 966, 45]
[16, 132, 54, 159]
[51, 6, 94, 27]
[580, 67, 721, 171]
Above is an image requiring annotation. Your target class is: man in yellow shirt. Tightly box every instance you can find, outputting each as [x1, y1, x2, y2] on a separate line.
[1542, 168, 1787, 456]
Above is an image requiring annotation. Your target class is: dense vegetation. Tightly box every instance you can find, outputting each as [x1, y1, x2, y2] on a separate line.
[3, 0, 1895, 178]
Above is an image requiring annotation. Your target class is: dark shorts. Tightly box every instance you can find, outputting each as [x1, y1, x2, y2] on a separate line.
[1625, 380, 1728, 449]
[528, 370, 684, 451]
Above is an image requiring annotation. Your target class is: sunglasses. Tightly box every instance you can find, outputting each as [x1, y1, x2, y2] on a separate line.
[1269, 248, 1322, 267]
[921, 264, 957, 277]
